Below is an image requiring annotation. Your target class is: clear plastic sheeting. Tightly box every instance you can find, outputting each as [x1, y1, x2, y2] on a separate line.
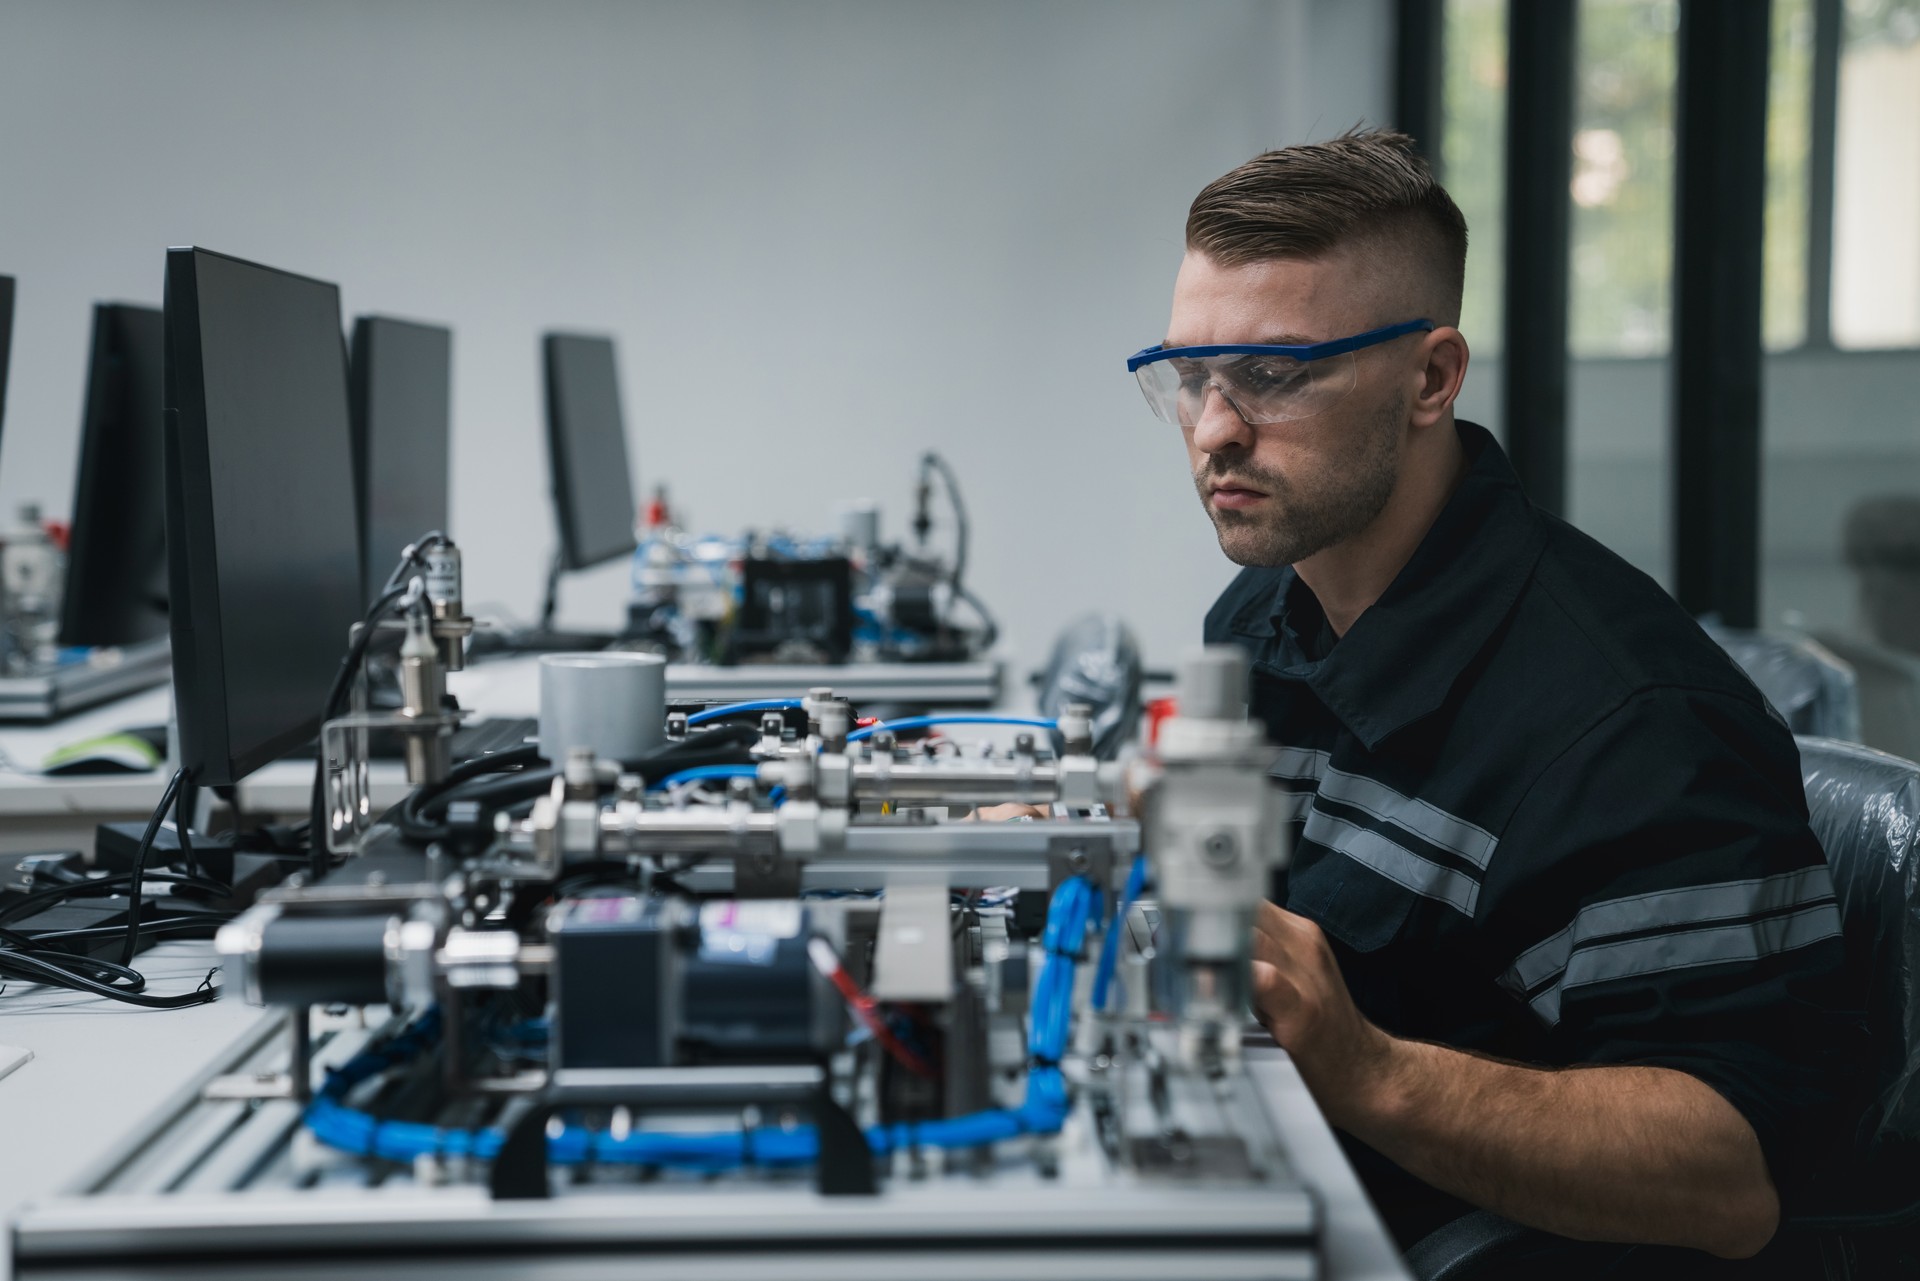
[1035, 614, 1144, 761]
[1798, 735, 1920, 1151]
[1703, 620, 1863, 743]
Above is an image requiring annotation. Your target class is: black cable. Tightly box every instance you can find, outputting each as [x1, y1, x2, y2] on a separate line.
[919, 451, 997, 649]
[309, 581, 414, 873]
[0, 870, 232, 929]
[920, 451, 970, 589]
[954, 582, 999, 652]
[390, 725, 761, 848]
[120, 768, 184, 967]
[0, 948, 217, 1009]
[307, 530, 453, 871]
[539, 548, 564, 634]
[8, 916, 232, 946]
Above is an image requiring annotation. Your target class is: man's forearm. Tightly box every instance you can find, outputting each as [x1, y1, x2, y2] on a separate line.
[1329, 1038, 1779, 1258]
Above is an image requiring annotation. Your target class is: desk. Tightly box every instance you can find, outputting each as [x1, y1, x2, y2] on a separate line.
[0, 656, 560, 856]
[0, 654, 1021, 856]
[0, 939, 1409, 1280]
[0, 941, 267, 1280]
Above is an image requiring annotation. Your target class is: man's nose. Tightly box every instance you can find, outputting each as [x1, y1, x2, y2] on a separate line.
[1190, 384, 1256, 455]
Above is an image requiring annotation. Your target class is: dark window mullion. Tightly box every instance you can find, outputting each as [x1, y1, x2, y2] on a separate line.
[1804, 0, 1843, 350]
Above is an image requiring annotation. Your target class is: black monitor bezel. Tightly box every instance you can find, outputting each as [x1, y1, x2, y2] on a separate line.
[542, 332, 638, 572]
[0, 275, 15, 444]
[163, 245, 355, 787]
[349, 313, 453, 603]
[60, 302, 169, 649]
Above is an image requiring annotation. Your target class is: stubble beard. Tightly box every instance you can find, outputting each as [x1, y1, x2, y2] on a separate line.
[1194, 396, 1406, 568]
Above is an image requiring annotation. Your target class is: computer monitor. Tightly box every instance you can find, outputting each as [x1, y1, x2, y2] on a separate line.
[350, 315, 452, 601]
[162, 247, 364, 787]
[543, 333, 637, 572]
[59, 303, 169, 648]
[0, 275, 14, 441]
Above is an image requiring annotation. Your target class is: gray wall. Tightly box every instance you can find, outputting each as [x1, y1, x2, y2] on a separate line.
[0, 0, 1391, 677]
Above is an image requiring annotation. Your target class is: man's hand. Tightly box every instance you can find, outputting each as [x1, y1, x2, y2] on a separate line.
[970, 803, 1051, 821]
[1249, 902, 1780, 1258]
[1249, 901, 1394, 1124]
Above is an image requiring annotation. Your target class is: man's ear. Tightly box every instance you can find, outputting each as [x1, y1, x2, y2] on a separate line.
[1409, 326, 1469, 431]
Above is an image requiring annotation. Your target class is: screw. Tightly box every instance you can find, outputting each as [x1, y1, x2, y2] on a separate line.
[1067, 847, 1090, 874]
[1201, 831, 1239, 868]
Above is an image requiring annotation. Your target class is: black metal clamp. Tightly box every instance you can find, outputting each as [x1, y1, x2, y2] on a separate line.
[487, 1064, 876, 1199]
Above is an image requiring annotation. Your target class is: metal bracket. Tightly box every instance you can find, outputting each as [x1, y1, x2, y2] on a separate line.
[731, 849, 801, 898]
[1047, 833, 1117, 892]
[488, 1066, 875, 1199]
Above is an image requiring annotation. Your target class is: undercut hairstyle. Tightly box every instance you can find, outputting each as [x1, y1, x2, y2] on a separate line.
[1186, 129, 1469, 326]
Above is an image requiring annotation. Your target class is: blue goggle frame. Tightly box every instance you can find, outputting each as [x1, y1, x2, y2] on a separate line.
[1125, 318, 1435, 373]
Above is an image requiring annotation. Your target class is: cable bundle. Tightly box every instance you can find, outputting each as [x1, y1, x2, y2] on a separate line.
[304, 875, 1104, 1169]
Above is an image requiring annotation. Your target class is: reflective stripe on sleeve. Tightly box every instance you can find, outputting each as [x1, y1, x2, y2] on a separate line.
[1504, 866, 1843, 1027]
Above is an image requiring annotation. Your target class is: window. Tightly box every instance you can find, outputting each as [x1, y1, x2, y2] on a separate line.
[1831, 0, 1920, 349]
[1440, 0, 1507, 355]
[1568, 0, 1677, 358]
[1763, 0, 1814, 351]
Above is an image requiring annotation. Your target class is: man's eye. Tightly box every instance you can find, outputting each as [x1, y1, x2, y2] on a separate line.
[1239, 361, 1306, 390]
[1169, 361, 1210, 391]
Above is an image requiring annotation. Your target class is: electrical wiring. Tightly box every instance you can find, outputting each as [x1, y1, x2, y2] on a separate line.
[1090, 853, 1149, 1014]
[303, 875, 1102, 1168]
[650, 764, 761, 793]
[119, 767, 186, 965]
[309, 579, 419, 870]
[0, 763, 226, 1009]
[0, 947, 218, 1009]
[0, 870, 233, 929]
[684, 698, 804, 727]
[391, 726, 762, 847]
[806, 937, 938, 1079]
[846, 714, 1056, 744]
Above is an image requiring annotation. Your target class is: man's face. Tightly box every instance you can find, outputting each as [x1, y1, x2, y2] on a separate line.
[1166, 248, 1411, 568]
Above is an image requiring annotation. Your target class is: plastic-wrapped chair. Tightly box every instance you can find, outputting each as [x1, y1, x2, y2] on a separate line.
[1408, 736, 1920, 1280]
[1702, 620, 1863, 744]
[1033, 614, 1143, 761]
[1786, 736, 1920, 1254]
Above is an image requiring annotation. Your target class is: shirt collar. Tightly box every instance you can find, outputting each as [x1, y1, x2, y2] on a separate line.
[1253, 421, 1547, 750]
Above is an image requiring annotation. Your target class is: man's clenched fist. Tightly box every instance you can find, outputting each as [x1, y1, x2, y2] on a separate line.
[1250, 901, 1398, 1126]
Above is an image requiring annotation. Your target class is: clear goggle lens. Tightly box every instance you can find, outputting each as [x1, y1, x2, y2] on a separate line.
[1134, 350, 1358, 426]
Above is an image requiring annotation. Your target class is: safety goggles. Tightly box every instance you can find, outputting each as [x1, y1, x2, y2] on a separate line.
[1125, 319, 1434, 426]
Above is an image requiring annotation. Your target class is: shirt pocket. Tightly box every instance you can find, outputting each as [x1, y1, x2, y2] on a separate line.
[1285, 848, 1419, 954]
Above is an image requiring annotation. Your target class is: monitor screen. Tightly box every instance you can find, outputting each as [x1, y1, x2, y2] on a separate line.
[163, 247, 364, 787]
[0, 275, 14, 443]
[350, 315, 451, 601]
[60, 303, 170, 648]
[543, 332, 637, 571]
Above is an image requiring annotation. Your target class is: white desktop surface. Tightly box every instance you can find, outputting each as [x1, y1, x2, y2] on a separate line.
[0, 658, 555, 855]
[0, 941, 267, 1278]
[0, 939, 1409, 1280]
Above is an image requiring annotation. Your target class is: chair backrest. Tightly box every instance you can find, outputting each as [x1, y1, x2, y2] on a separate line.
[1705, 621, 1862, 743]
[1811, 631, 1920, 765]
[1035, 613, 1143, 761]
[1797, 735, 1920, 1155]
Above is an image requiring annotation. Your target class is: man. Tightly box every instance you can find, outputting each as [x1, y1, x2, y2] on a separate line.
[1132, 131, 1860, 1271]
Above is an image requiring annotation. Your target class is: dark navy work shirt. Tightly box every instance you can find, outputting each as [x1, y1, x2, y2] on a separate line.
[1205, 421, 1861, 1249]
